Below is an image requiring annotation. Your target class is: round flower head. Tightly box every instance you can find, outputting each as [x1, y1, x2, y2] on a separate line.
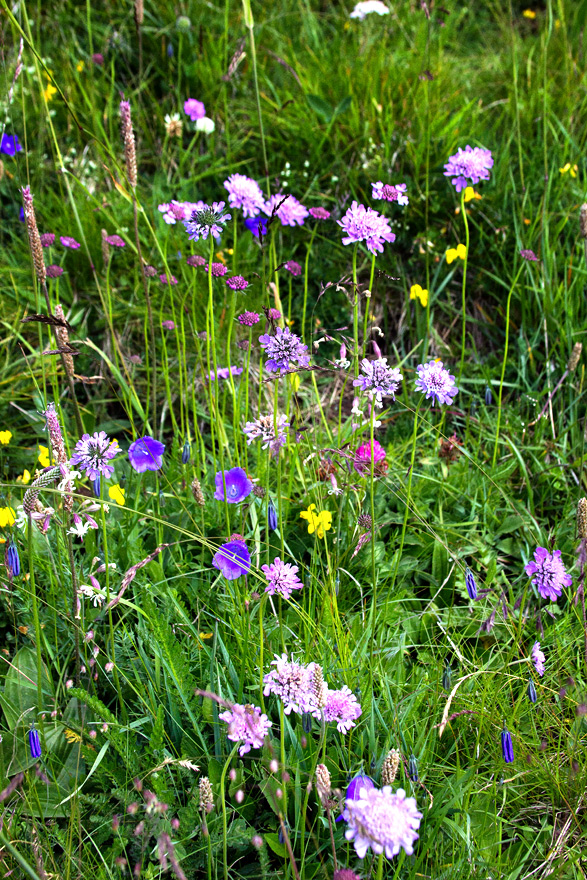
[263, 193, 309, 227]
[259, 327, 310, 375]
[128, 436, 165, 472]
[284, 260, 302, 276]
[214, 467, 253, 503]
[243, 413, 289, 456]
[353, 358, 402, 408]
[70, 432, 120, 481]
[444, 145, 494, 192]
[0, 134, 22, 156]
[183, 202, 231, 241]
[224, 173, 265, 218]
[415, 360, 458, 406]
[354, 439, 386, 474]
[46, 265, 64, 278]
[187, 254, 207, 267]
[262, 557, 303, 599]
[350, 1, 390, 18]
[345, 786, 422, 860]
[219, 703, 272, 755]
[309, 206, 331, 220]
[244, 215, 269, 237]
[520, 249, 539, 261]
[184, 98, 205, 121]
[525, 547, 572, 601]
[371, 182, 409, 205]
[263, 654, 319, 715]
[105, 234, 125, 247]
[207, 262, 228, 277]
[40, 233, 55, 247]
[227, 275, 248, 290]
[323, 685, 362, 734]
[238, 311, 260, 326]
[212, 540, 251, 580]
[160, 273, 178, 285]
[338, 201, 395, 254]
[60, 236, 81, 249]
[531, 641, 545, 677]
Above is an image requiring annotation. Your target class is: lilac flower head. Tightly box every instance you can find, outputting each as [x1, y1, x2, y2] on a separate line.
[207, 262, 228, 277]
[259, 327, 310, 375]
[218, 703, 272, 755]
[238, 311, 260, 326]
[227, 275, 248, 290]
[0, 134, 22, 156]
[353, 358, 402, 408]
[214, 467, 252, 503]
[525, 547, 572, 601]
[338, 201, 396, 254]
[207, 366, 243, 381]
[60, 236, 81, 249]
[128, 436, 165, 472]
[531, 641, 545, 677]
[105, 234, 125, 247]
[262, 557, 303, 599]
[323, 686, 362, 734]
[184, 98, 205, 121]
[243, 413, 290, 456]
[187, 254, 207, 267]
[244, 215, 269, 237]
[46, 265, 64, 278]
[284, 260, 302, 276]
[223, 173, 265, 218]
[263, 654, 317, 715]
[70, 432, 120, 481]
[212, 540, 251, 580]
[520, 249, 539, 261]
[309, 206, 331, 220]
[263, 194, 309, 227]
[184, 202, 231, 241]
[345, 786, 422, 859]
[40, 233, 55, 247]
[444, 145, 494, 192]
[371, 182, 409, 205]
[415, 360, 458, 406]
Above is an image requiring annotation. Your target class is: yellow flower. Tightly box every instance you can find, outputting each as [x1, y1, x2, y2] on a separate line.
[522, 9, 536, 19]
[64, 728, 82, 744]
[409, 284, 428, 307]
[523, 218, 531, 225]
[43, 80, 57, 102]
[463, 187, 482, 203]
[17, 469, 31, 485]
[560, 163, 578, 177]
[108, 484, 125, 506]
[300, 504, 332, 539]
[38, 445, 52, 467]
[0, 430, 12, 445]
[446, 244, 467, 264]
[0, 507, 16, 528]
[76, 60, 85, 73]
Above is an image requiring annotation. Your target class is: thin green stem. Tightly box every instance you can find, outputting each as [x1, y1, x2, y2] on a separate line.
[492, 265, 524, 467]
[458, 189, 470, 380]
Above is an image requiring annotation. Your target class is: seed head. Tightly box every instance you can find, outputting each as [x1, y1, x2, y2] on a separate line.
[381, 748, 401, 786]
[21, 186, 46, 285]
[191, 478, 205, 506]
[578, 498, 587, 540]
[119, 100, 138, 188]
[568, 342, 582, 373]
[580, 203, 587, 239]
[315, 764, 331, 806]
[199, 776, 214, 813]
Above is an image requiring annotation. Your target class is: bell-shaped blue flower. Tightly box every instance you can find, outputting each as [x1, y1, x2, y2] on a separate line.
[182, 440, 191, 464]
[214, 467, 252, 503]
[212, 540, 251, 580]
[5, 539, 20, 578]
[268, 500, 278, 531]
[465, 567, 477, 600]
[336, 772, 375, 822]
[28, 728, 41, 759]
[128, 436, 165, 473]
[501, 727, 514, 763]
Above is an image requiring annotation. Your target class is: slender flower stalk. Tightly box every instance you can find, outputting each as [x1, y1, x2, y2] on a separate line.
[492, 264, 524, 466]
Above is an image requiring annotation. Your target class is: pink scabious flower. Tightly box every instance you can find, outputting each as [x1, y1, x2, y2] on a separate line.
[531, 641, 545, 677]
[414, 360, 458, 406]
[46, 265, 64, 278]
[243, 413, 290, 456]
[187, 254, 207, 267]
[207, 262, 228, 277]
[224, 173, 265, 218]
[259, 327, 310, 375]
[284, 260, 302, 276]
[70, 431, 120, 481]
[353, 358, 402, 407]
[158, 200, 206, 225]
[238, 310, 260, 326]
[263, 654, 318, 715]
[226, 275, 248, 290]
[184, 98, 206, 121]
[104, 234, 125, 247]
[338, 201, 396, 254]
[218, 703, 272, 756]
[371, 182, 409, 205]
[263, 193, 309, 227]
[323, 686, 362, 733]
[162, 320, 175, 330]
[345, 786, 422, 860]
[268, 308, 281, 321]
[60, 235, 81, 249]
[143, 265, 158, 277]
[520, 249, 539, 261]
[262, 557, 303, 599]
[309, 206, 331, 220]
[40, 233, 55, 247]
[444, 145, 493, 192]
[525, 547, 572, 601]
[160, 273, 178, 285]
[354, 439, 386, 474]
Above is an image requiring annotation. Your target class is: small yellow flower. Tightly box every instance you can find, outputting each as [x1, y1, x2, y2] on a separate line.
[38, 445, 52, 467]
[559, 162, 578, 177]
[108, 484, 126, 506]
[17, 469, 31, 485]
[64, 728, 82, 744]
[0, 430, 12, 445]
[76, 60, 85, 73]
[409, 284, 428, 307]
[289, 372, 300, 392]
[215, 251, 227, 265]
[0, 507, 16, 528]
[522, 9, 536, 19]
[523, 218, 531, 225]
[446, 244, 467, 264]
[43, 80, 57, 102]
[463, 187, 482, 203]
[300, 504, 332, 539]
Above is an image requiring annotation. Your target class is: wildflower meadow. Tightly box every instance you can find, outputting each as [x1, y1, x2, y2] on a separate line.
[1, 1, 587, 877]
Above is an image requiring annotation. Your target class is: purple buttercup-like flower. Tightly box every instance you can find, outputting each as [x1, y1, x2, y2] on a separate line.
[531, 641, 545, 677]
[224, 173, 265, 218]
[160, 273, 178, 285]
[60, 236, 81, 249]
[371, 181, 409, 205]
[243, 413, 290, 456]
[520, 249, 539, 261]
[212, 540, 251, 580]
[262, 557, 303, 599]
[244, 215, 269, 237]
[214, 467, 253, 503]
[444, 145, 494, 192]
[128, 436, 165, 472]
[70, 432, 120, 481]
[183, 202, 231, 241]
[0, 134, 22, 156]
[238, 311, 260, 326]
[323, 686, 362, 734]
[46, 265, 64, 278]
[40, 233, 55, 247]
[184, 98, 206, 121]
[337, 773, 376, 823]
[263, 193, 309, 227]
[353, 357, 402, 408]
[345, 786, 422, 860]
[227, 275, 249, 290]
[338, 201, 396, 254]
[501, 727, 514, 763]
[105, 234, 125, 247]
[206, 262, 228, 277]
[263, 653, 318, 715]
[207, 366, 244, 381]
[187, 254, 207, 267]
[259, 327, 310, 375]
[219, 703, 272, 756]
[284, 260, 302, 276]
[525, 547, 572, 601]
[309, 206, 331, 220]
[415, 360, 458, 406]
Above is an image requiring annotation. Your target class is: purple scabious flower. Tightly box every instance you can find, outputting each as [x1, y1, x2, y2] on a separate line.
[207, 366, 244, 381]
[371, 182, 409, 205]
[262, 557, 303, 599]
[128, 436, 165, 472]
[263, 194, 309, 227]
[501, 727, 514, 763]
[268, 308, 281, 321]
[160, 273, 178, 285]
[243, 413, 290, 456]
[309, 206, 331, 220]
[415, 360, 458, 406]
[345, 786, 422, 860]
[187, 254, 207, 267]
[323, 686, 362, 734]
[258, 327, 310, 375]
[263, 654, 319, 715]
[224, 173, 265, 218]
[60, 236, 81, 249]
[244, 215, 269, 237]
[227, 275, 249, 290]
[218, 703, 272, 755]
[40, 233, 55, 247]
[105, 234, 125, 247]
[531, 641, 545, 677]
[525, 547, 572, 601]
[207, 262, 228, 277]
[353, 357, 402, 408]
[520, 249, 539, 261]
[443, 145, 494, 192]
[238, 311, 260, 326]
[338, 201, 396, 254]
[162, 320, 175, 330]
[284, 260, 302, 276]
[214, 467, 253, 503]
[184, 98, 206, 120]
[184, 202, 231, 241]
[70, 432, 120, 481]
[0, 134, 22, 156]
[46, 265, 64, 278]
[212, 540, 251, 580]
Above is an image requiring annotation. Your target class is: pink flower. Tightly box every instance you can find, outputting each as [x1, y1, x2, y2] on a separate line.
[261, 557, 303, 599]
[60, 236, 81, 249]
[353, 439, 386, 474]
[323, 686, 362, 733]
[218, 703, 272, 756]
[162, 320, 175, 330]
[184, 98, 206, 121]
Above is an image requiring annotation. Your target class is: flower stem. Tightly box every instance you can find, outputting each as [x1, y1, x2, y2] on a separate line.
[220, 743, 239, 880]
[492, 265, 524, 467]
[458, 189, 470, 381]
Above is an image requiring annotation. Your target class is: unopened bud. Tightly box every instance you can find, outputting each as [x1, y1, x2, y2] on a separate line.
[580, 203, 587, 239]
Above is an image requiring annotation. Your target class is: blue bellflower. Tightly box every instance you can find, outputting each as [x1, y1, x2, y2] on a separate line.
[28, 728, 41, 759]
[336, 772, 376, 822]
[5, 539, 20, 577]
[212, 540, 251, 580]
[214, 467, 253, 503]
[268, 500, 278, 531]
[465, 567, 478, 600]
[501, 727, 514, 763]
[128, 436, 165, 472]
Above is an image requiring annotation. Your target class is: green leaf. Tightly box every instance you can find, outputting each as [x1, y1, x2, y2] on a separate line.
[264, 832, 286, 858]
[305, 94, 333, 123]
[1, 647, 54, 730]
[333, 95, 352, 116]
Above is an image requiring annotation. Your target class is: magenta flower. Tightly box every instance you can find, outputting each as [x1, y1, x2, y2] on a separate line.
[284, 260, 302, 276]
[243, 413, 289, 456]
[207, 366, 243, 381]
[223, 173, 265, 218]
[415, 360, 458, 406]
[345, 786, 422, 860]
[162, 320, 175, 330]
[354, 439, 386, 474]
[263, 194, 309, 227]
[262, 557, 303, 599]
[219, 703, 272, 755]
[525, 547, 572, 601]
[128, 436, 165, 472]
[323, 686, 362, 734]
[207, 262, 228, 277]
[105, 234, 125, 247]
[212, 540, 251, 580]
[353, 358, 402, 407]
[371, 181, 409, 205]
[60, 236, 81, 249]
[520, 249, 539, 261]
[444, 145, 493, 192]
[214, 467, 252, 503]
[259, 327, 310, 375]
[40, 233, 55, 247]
[159, 273, 178, 285]
[267, 308, 281, 321]
[70, 432, 120, 481]
[338, 201, 395, 254]
[238, 311, 260, 326]
[309, 206, 331, 220]
[531, 641, 545, 677]
[184, 202, 231, 241]
[184, 98, 206, 120]
[227, 275, 248, 290]
[46, 265, 64, 278]
[187, 254, 207, 267]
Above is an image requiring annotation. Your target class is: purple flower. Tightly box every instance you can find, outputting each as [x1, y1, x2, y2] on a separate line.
[227, 275, 249, 290]
[28, 728, 42, 759]
[371, 181, 409, 205]
[219, 703, 272, 755]
[183, 202, 231, 241]
[338, 201, 396, 254]
[238, 311, 260, 326]
[207, 366, 244, 381]
[70, 432, 120, 481]
[525, 547, 572, 601]
[345, 786, 422, 859]
[267, 308, 281, 321]
[214, 467, 252, 503]
[105, 234, 125, 247]
[323, 686, 362, 734]
[243, 413, 290, 456]
[0, 134, 22, 156]
[160, 273, 178, 285]
[224, 173, 265, 218]
[184, 98, 206, 120]
[309, 206, 331, 220]
[262, 557, 303, 599]
[336, 773, 376, 823]
[60, 236, 81, 249]
[259, 327, 310, 375]
[415, 360, 458, 406]
[263, 653, 318, 715]
[284, 260, 302, 276]
[187, 254, 207, 267]
[263, 193, 309, 227]
[46, 265, 64, 278]
[531, 641, 545, 677]
[128, 436, 165, 472]
[444, 145, 494, 192]
[354, 439, 386, 474]
[206, 262, 228, 277]
[162, 320, 175, 330]
[40, 233, 55, 247]
[353, 358, 402, 407]
[501, 727, 514, 763]
[212, 540, 251, 580]
[465, 567, 477, 600]
[5, 539, 20, 578]
[244, 215, 269, 237]
[144, 265, 157, 277]
[520, 249, 539, 261]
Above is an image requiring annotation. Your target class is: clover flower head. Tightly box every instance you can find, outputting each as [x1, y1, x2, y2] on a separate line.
[525, 547, 571, 601]
[259, 326, 310, 375]
[263, 194, 309, 227]
[243, 413, 290, 456]
[414, 360, 458, 406]
[70, 432, 120, 481]
[371, 181, 408, 205]
[224, 173, 265, 218]
[338, 201, 396, 254]
[218, 703, 272, 755]
[345, 786, 422, 860]
[323, 686, 362, 734]
[531, 641, 545, 677]
[184, 201, 231, 241]
[444, 145, 494, 192]
[262, 557, 303, 599]
[353, 357, 402, 407]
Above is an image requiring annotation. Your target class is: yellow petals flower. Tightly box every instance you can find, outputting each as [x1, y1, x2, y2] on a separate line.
[522, 9, 536, 19]
[38, 445, 52, 467]
[76, 60, 85, 73]
[0, 430, 12, 445]
[64, 728, 82, 744]
[0, 507, 16, 528]
[446, 244, 467, 264]
[108, 484, 126, 506]
[17, 469, 31, 484]
[410, 284, 428, 307]
[463, 187, 482, 203]
[300, 504, 332, 539]
[559, 163, 577, 177]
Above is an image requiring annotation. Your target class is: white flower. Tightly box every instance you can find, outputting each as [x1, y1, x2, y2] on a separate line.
[79, 584, 106, 607]
[350, 1, 390, 19]
[68, 519, 92, 540]
[195, 116, 215, 134]
[58, 469, 81, 492]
